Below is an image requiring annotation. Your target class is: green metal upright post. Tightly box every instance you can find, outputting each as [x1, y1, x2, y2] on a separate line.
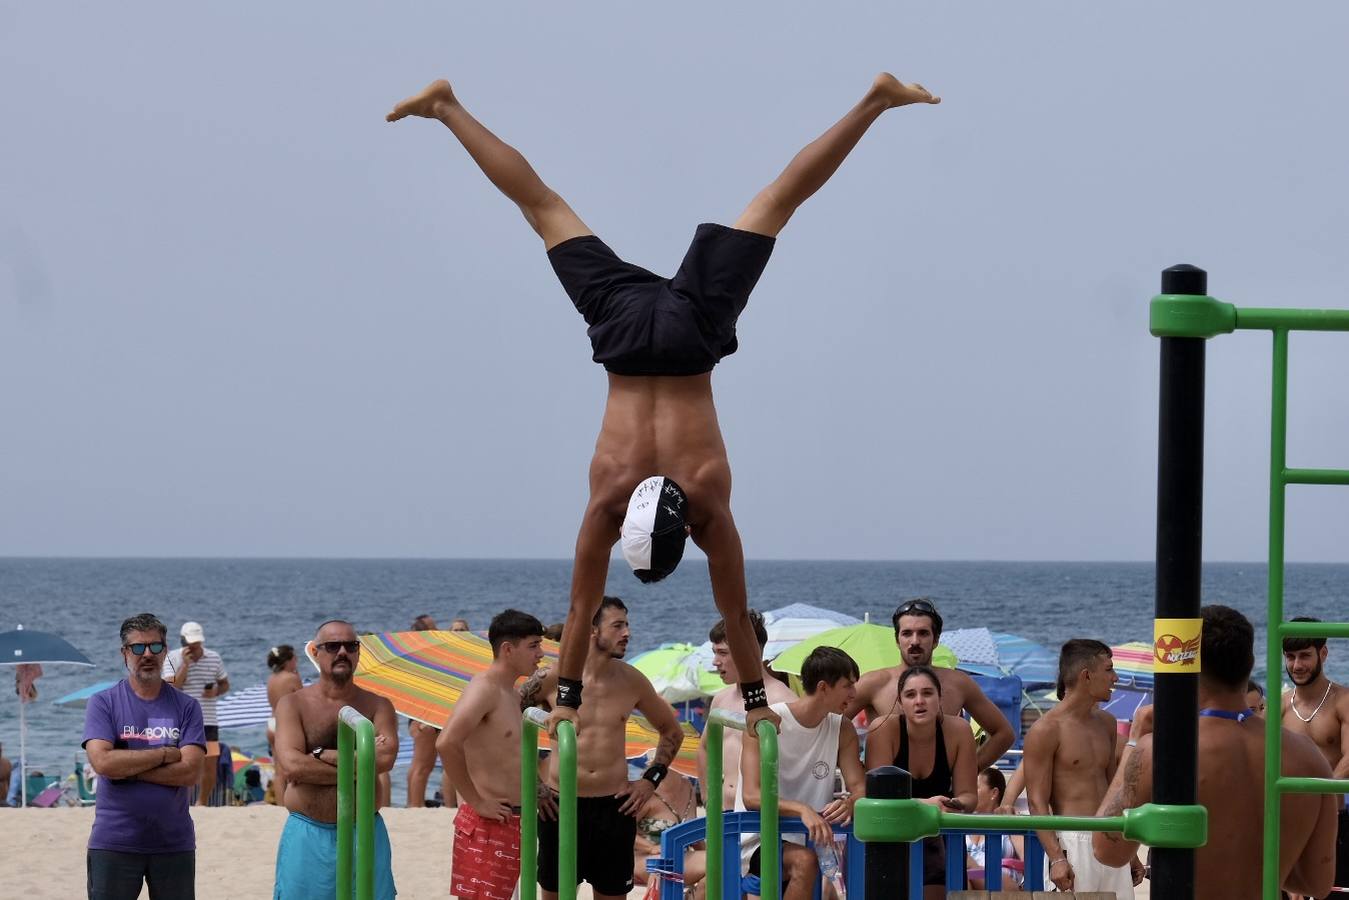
[520, 707, 577, 900]
[756, 719, 780, 900]
[1262, 326, 1290, 900]
[336, 705, 376, 900]
[704, 717, 724, 900]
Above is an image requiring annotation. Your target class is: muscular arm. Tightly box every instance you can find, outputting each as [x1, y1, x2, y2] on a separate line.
[948, 719, 979, 812]
[560, 502, 621, 684]
[1284, 738, 1337, 898]
[1092, 733, 1151, 868]
[691, 505, 762, 694]
[84, 740, 180, 779]
[863, 717, 898, 772]
[1335, 697, 1349, 779]
[521, 666, 558, 712]
[1022, 721, 1066, 862]
[837, 720, 867, 804]
[372, 697, 398, 775]
[958, 675, 1015, 769]
[635, 677, 684, 769]
[274, 694, 338, 786]
[138, 745, 205, 787]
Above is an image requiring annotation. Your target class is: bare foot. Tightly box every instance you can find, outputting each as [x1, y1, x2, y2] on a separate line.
[871, 72, 941, 108]
[386, 79, 457, 123]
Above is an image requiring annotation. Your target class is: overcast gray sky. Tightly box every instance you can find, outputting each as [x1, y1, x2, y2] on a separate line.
[3, 2, 1347, 561]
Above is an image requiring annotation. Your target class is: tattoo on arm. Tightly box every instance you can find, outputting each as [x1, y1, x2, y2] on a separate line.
[1097, 749, 1144, 845]
[519, 670, 549, 711]
[654, 729, 681, 768]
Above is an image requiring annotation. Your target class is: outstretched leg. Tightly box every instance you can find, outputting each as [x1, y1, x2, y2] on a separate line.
[387, 80, 592, 250]
[734, 73, 939, 238]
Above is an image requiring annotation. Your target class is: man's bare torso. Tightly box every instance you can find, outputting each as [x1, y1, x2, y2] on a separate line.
[1280, 681, 1346, 772]
[547, 659, 645, 797]
[1040, 706, 1116, 815]
[461, 674, 526, 806]
[285, 685, 387, 823]
[590, 374, 730, 521]
[1193, 719, 1327, 899]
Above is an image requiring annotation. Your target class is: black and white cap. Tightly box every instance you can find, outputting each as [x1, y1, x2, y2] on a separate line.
[620, 475, 689, 584]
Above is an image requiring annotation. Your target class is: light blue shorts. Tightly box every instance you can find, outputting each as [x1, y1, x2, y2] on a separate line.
[274, 812, 396, 899]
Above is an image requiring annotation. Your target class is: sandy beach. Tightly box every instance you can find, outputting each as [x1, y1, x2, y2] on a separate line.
[0, 806, 653, 899]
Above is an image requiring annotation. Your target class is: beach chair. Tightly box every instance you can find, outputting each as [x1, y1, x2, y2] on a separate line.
[74, 754, 97, 806]
[23, 772, 62, 807]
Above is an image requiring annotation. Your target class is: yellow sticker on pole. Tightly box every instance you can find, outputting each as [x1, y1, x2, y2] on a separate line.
[1153, 618, 1203, 672]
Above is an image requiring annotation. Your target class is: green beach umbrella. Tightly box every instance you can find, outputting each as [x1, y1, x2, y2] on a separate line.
[771, 623, 958, 679]
[630, 642, 726, 702]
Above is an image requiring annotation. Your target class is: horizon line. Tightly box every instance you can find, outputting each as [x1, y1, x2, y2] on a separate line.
[2, 555, 1346, 566]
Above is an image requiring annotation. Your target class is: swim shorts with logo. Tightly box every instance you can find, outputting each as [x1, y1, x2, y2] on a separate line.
[451, 802, 522, 900]
[547, 223, 775, 376]
[536, 793, 637, 896]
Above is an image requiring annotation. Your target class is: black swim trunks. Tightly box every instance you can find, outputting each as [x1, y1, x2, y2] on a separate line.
[547, 223, 776, 376]
[536, 793, 638, 896]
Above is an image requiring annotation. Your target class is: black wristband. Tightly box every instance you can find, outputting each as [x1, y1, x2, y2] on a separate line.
[741, 679, 768, 711]
[556, 677, 583, 710]
[642, 763, 668, 787]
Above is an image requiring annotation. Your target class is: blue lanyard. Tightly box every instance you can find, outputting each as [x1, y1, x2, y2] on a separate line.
[1198, 707, 1255, 723]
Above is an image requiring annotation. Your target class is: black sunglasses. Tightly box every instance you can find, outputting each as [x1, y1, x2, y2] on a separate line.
[124, 641, 166, 656]
[896, 599, 939, 617]
[315, 640, 361, 654]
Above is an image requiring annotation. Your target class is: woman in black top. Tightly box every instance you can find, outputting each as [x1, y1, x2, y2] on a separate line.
[865, 666, 978, 899]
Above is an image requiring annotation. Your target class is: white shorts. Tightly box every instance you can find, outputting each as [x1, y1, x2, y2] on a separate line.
[1044, 830, 1134, 898]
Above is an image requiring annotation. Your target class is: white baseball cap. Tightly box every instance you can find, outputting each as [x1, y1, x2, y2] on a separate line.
[620, 475, 689, 583]
[180, 622, 205, 643]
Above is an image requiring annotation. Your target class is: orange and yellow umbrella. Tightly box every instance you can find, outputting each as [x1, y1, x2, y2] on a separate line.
[351, 630, 700, 777]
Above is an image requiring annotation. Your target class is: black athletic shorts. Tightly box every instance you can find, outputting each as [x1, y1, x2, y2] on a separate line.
[536, 793, 637, 896]
[1336, 807, 1349, 890]
[547, 223, 775, 376]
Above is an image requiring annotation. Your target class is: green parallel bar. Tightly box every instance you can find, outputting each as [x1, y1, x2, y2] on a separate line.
[519, 707, 576, 900]
[337, 706, 376, 900]
[337, 719, 354, 900]
[1277, 777, 1349, 794]
[756, 719, 780, 900]
[1236, 307, 1349, 331]
[520, 717, 540, 900]
[557, 720, 577, 900]
[1264, 326, 1290, 900]
[1279, 621, 1349, 639]
[704, 718, 724, 900]
[1282, 468, 1349, 485]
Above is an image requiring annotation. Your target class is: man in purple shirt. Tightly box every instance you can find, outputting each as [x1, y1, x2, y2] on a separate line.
[82, 612, 207, 900]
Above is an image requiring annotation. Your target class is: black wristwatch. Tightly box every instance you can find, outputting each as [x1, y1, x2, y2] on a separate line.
[642, 763, 668, 788]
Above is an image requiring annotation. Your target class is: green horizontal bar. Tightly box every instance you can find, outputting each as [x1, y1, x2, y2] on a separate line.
[1279, 621, 1349, 640]
[1283, 468, 1349, 485]
[941, 812, 1125, 833]
[1277, 777, 1349, 794]
[1235, 307, 1349, 331]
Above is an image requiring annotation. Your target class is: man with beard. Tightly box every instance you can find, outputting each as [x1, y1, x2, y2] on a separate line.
[83, 613, 206, 900]
[1281, 615, 1349, 895]
[844, 598, 1014, 768]
[522, 596, 684, 900]
[1094, 605, 1337, 900]
[1024, 639, 1140, 897]
[272, 620, 399, 900]
[386, 74, 943, 744]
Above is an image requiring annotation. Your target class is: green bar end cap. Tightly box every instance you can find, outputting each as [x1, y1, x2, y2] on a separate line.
[852, 798, 941, 843]
[1122, 803, 1207, 848]
[1150, 294, 1237, 338]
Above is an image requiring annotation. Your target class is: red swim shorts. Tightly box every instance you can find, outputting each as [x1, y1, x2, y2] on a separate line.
[451, 802, 522, 900]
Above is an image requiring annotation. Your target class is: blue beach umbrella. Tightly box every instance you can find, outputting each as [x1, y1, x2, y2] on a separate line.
[0, 626, 95, 806]
[52, 680, 120, 709]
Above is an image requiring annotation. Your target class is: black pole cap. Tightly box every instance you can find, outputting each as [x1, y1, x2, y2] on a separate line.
[1162, 264, 1207, 296]
[865, 765, 912, 799]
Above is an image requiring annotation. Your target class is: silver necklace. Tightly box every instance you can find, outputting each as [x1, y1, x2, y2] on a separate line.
[1290, 681, 1333, 723]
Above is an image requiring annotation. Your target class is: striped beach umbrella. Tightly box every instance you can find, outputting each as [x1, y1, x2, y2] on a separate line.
[1110, 641, 1156, 690]
[217, 682, 274, 729]
[349, 630, 701, 776]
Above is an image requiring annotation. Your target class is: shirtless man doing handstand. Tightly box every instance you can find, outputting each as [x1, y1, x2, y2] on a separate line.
[387, 73, 939, 736]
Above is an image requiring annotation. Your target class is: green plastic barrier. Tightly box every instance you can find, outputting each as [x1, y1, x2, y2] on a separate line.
[703, 709, 779, 900]
[520, 707, 577, 900]
[336, 705, 376, 900]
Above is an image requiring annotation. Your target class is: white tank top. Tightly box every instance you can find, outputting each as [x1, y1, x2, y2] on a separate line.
[735, 701, 843, 867]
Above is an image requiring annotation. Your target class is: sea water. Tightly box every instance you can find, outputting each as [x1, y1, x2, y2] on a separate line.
[2, 558, 1345, 798]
